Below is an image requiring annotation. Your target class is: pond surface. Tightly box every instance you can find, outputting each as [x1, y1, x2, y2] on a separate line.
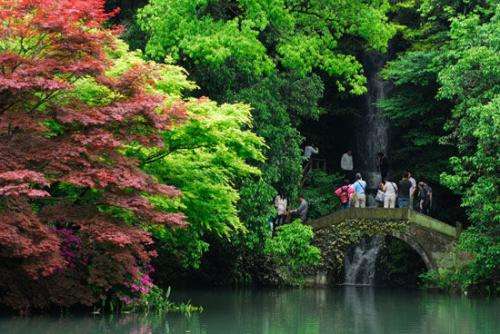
[1, 287, 498, 334]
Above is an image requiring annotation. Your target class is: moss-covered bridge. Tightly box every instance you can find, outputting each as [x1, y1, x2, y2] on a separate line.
[308, 208, 459, 271]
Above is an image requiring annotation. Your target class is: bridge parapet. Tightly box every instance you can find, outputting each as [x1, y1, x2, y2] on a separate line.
[308, 208, 458, 272]
[309, 208, 458, 239]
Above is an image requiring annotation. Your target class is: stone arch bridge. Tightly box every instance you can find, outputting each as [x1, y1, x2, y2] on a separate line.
[307, 208, 460, 271]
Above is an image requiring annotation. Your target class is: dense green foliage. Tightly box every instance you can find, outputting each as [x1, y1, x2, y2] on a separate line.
[138, 0, 396, 95]
[134, 0, 399, 285]
[264, 220, 321, 285]
[144, 97, 266, 268]
[2, 0, 497, 314]
[383, 0, 499, 293]
[421, 227, 499, 294]
[302, 170, 342, 220]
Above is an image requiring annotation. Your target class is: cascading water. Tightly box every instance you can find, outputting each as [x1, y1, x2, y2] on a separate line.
[344, 236, 384, 285]
[356, 52, 391, 191]
[344, 53, 391, 285]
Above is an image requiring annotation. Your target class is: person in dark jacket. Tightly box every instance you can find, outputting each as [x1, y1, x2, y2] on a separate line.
[417, 181, 433, 215]
[377, 152, 389, 181]
[398, 172, 412, 208]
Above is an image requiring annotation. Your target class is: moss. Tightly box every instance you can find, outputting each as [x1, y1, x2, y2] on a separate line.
[313, 218, 409, 281]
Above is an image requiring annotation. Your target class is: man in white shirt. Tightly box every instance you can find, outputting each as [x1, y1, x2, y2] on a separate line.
[341, 150, 354, 180]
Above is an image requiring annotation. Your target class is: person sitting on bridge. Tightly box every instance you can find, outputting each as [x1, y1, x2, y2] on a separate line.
[352, 173, 367, 208]
[335, 179, 354, 209]
[382, 178, 398, 208]
[291, 195, 309, 222]
[417, 181, 433, 215]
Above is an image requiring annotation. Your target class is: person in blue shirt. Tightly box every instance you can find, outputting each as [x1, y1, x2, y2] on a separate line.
[352, 173, 367, 208]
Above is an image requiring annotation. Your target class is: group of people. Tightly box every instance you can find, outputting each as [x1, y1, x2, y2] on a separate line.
[270, 147, 434, 233]
[335, 171, 433, 213]
[272, 193, 309, 231]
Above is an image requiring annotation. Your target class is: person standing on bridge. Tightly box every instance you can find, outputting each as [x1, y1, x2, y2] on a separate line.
[408, 171, 417, 208]
[352, 173, 367, 208]
[397, 172, 412, 208]
[340, 150, 354, 181]
[335, 179, 354, 209]
[382, 178, 398, 208]
[418, 181, 433, 215]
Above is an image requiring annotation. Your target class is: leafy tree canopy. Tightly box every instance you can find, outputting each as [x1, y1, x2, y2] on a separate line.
[138, 0, 397, 95]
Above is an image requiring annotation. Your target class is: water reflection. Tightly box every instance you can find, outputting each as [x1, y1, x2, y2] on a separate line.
[0, 288, 498, 334]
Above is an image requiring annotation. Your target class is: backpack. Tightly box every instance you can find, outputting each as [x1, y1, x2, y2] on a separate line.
[336, 186, 350, 204]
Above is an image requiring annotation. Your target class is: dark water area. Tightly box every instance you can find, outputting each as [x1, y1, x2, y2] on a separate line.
[1, 287, 498, 334]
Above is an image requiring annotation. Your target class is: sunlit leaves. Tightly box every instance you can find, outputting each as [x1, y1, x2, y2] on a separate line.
[138, 0, 397, 94]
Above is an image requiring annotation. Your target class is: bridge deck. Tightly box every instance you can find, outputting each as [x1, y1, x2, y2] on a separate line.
[308, 208, 458, 239]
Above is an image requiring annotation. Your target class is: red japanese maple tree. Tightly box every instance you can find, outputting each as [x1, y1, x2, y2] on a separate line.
[0, 0, 185, 311]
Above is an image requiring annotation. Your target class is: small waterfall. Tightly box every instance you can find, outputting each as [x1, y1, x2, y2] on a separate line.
[356, 52, 391, 190]
[344, 236, 383, 285]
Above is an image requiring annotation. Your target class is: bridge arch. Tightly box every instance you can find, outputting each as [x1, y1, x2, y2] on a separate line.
[308, 208, 458, 284]
[387, 231, 435, 270]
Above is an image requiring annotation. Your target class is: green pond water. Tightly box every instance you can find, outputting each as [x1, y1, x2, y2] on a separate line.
[1, 287, 498, 334]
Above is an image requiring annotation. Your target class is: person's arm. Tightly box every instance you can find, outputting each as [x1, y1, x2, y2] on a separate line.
[334, 187, 341, 197]
[297, 201, 307, 214]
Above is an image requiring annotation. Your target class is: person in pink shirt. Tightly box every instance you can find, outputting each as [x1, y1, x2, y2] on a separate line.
[335, 179, 354, 209]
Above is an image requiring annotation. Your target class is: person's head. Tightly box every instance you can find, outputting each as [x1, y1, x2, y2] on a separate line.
[406, 171, 412, 178]
[355, 173, 362, 180]
[418, 181, 425, 188]
[299, 194, 305, 201]
[403, 172, 410, 179]
[343, 179, 350, 186]
[347, 150, 352, 156]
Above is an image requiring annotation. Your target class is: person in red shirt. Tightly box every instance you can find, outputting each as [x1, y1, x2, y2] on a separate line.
[335, 179, 354, 209]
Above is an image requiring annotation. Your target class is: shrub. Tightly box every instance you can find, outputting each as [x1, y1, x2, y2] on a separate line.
[264, 220, 321, 284]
